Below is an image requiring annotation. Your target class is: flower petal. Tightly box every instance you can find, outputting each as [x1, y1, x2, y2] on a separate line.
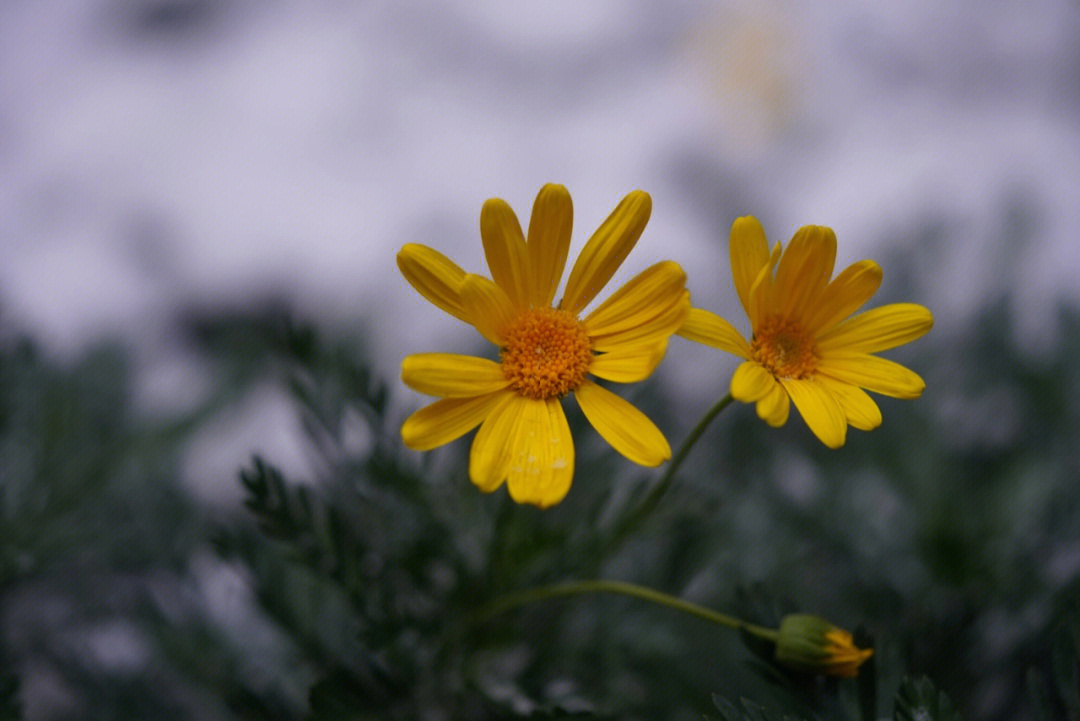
[397, 243, 470, 323]
[585, 289, 689, 352]
[527, 184, 573, 308]
[781, 378, 847, 448]
[817, 352, 926, 399]
[731, 360, 778, 402]
[584, 260, 686, 335]
[401, 353, 510, 397]
[773, 225, 836, 323]
[459, 274, 517, 346]
[481, 198, 530, 309]
[729, 216, 770, 316]
[561, 190, 651, 314]
[747, 242, 782, 330]
[505, 398, 575, 508]
[469, 393, 530, 492]
[803, 260, 882, 335]
[676, 307, 751, 358]
[574, 378, 670, 466]
[756, 382, 790, 427]
[589, 342, 667, 383]
[815, 376, 882, 431]
[817, 303, 933, 353]
[401, 390, 509, 451]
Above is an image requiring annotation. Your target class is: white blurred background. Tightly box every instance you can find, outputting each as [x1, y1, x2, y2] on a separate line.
[3, 0, 1078, 496]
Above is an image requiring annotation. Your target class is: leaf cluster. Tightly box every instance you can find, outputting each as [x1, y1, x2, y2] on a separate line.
[5, 290, 1080, 720]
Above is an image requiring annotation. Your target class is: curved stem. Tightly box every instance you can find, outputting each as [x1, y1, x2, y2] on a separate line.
[479, 578, 777, 643]
[611, 392, 734, 541]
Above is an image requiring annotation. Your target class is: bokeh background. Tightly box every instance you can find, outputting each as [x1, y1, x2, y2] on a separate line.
[3, 1, 1080, 719]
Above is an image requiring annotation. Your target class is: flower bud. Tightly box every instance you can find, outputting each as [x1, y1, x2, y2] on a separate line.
[773, 614, 873, 677]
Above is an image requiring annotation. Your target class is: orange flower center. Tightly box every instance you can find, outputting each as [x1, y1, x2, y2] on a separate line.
[500, 307, 593, 399]
[751, 316, 817, 380]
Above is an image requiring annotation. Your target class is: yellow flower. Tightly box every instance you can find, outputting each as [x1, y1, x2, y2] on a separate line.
[773, 614, 873, 677]
[679, 217, 933, 448]
[398, 184, 690, 507]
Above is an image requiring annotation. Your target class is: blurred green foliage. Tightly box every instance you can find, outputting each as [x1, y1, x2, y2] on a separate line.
[893, 677, 961, 721]
[3, 289, 1080, 720]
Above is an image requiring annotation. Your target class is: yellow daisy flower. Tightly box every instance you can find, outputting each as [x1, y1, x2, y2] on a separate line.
[679, 216, 933, 448]
[398, 184, 690, 507]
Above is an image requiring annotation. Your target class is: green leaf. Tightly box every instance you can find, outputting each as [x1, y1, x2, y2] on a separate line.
[524, 708, 599, 719]
[894, 676, 961, 721]
[709, 695, 808, 721]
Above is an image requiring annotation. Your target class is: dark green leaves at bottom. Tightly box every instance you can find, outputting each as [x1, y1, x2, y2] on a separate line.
[894, 677, 961, 721]
[710, 696, 808, 721]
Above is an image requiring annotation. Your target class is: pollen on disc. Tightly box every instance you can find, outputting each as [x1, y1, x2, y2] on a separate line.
[751, 316, 818, 380]
[500, 307, 593, 399]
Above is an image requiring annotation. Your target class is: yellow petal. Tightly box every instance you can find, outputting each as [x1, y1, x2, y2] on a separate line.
[401, 391, 508, 451]
[401, 353, 509, 397]
[817, 303, 933, 353]
[781, 378, 847, 448]
[527, 184, 573, 307]
[747, 242, 782, 330]
[480, 198, 530, 309]
[397, 243, 470, 323]
[773, 225, 836, 323]
[815, 376, 882, 431]
[505, 398, 574, 508]
[676, 307, 751, 358]
[756, 383, 790, 427]
[730, 360, 777, 402]
[817, 352, 926, 399]
[589, 342, 667, 383]
[729, 216, 770, 316]
[803, 260, 882, 335]
[469, 393, 530, 492]
[586, 289, 689, 352]
[584, 260, 686, 335]
[574, 378, 670, 466]
[459, 274, 517, 346]
[561, 190, 651, 314]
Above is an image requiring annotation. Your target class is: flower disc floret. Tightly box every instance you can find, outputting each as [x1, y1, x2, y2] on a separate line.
[500, 307, 593, 399]
[751, 315, 817, 380]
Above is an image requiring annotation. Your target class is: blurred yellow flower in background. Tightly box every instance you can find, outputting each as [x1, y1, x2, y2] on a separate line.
[679, 217, 932, 448]
[398, 184, 689, 507]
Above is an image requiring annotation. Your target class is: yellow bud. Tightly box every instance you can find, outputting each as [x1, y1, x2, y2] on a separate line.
[773, 614, 873, 677]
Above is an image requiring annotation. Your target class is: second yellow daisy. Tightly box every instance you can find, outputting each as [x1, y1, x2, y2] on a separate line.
[679, 217, 933, 448]
[399, 184, 689, 507]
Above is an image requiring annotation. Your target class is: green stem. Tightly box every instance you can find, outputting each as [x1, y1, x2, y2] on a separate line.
[479, 578, 777, 643]
[611, 392, 734, 540]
